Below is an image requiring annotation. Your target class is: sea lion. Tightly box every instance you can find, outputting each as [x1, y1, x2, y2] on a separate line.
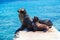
[33, 16, 53, 32]
[33, 16, 53, 28]
[15, 8, 35, 33]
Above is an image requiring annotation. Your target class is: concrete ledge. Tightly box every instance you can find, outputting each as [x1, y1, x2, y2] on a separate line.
[14, 26, 60, 40]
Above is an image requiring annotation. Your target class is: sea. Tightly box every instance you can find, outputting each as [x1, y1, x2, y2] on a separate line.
[0, 0, 60, 40]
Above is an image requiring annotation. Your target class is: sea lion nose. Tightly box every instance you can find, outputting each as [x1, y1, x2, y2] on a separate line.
[17, 8, 25, 12]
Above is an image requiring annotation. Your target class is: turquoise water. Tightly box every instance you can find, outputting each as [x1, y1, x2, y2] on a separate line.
[0, 0, 60, 40]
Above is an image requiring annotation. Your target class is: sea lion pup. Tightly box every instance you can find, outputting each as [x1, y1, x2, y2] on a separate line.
[33, 16, 53, 28]
[33, 16, 53, 32]
[35, 22, 49, 32]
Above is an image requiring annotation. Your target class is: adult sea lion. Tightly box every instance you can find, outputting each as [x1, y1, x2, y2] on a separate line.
[15, 8, 35, 33]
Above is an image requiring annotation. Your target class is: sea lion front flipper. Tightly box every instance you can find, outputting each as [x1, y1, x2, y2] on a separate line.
[15, 24, 27, 34]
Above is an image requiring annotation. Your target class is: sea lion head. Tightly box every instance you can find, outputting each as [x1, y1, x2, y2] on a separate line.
[18, 8, 27, 22]
[18, 8, 26, 15]
[33, 16, 39, 22]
